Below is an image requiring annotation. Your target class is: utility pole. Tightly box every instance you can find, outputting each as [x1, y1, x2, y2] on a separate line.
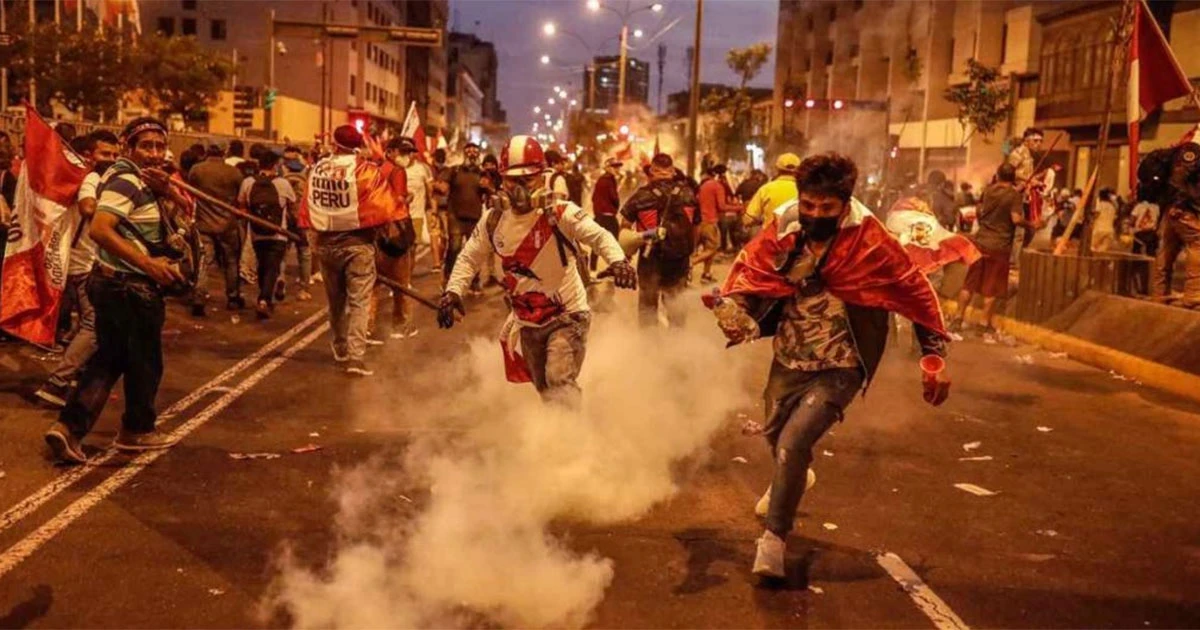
[685, 0, 703, 179]
[916, 0, 934, 184]
[1, 0, 8, 113]
[656, 42, 665, 114]
[266, 8, 276, 140]
[617, 23, 629, 112]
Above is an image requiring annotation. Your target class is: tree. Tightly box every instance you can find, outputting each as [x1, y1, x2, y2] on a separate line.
[4, 21, 134, 119]
[700, 42, 772, 162]
[944, 58, 1012, 143]
[130, 34, 233, 122]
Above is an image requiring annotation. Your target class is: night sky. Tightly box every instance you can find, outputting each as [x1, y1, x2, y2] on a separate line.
[451, 0, 778, 134]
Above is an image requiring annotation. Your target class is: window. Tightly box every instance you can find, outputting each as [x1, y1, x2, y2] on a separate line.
[181, 18, 197, 36]
[211, 19, 227, 40]
[350, 75, 357, 96]
[182, 0, 196, 8]
[157, 17, 174, 35]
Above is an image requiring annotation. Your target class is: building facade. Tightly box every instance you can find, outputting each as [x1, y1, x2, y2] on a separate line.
[772, 0, 1200, 197]
[138, 0, 449, 144]
[582, 55, 650, 112]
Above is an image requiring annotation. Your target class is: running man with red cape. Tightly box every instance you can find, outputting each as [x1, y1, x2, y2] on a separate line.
[707, 154, 952, 579]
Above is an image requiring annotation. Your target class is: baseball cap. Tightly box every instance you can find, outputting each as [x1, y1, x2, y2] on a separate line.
[332, 125, 364, 150]
[775, 152, 801, 172]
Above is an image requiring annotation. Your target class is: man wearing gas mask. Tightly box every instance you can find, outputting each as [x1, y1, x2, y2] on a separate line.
[710, 153, 951, 579]
[437, 135, 636, 408]
[45, 117, 194, 463]
[1148, 143, 1200, 304]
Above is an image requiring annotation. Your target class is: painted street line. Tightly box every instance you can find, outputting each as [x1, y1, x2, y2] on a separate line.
[876, 551, 970, 630]
[0, 309, 328, 536]
[0, 321, 329, 579]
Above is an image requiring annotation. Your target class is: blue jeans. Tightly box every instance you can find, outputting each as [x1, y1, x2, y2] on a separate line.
[761, 362, 863, 537]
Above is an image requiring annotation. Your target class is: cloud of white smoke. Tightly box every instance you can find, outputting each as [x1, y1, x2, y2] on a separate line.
[267, 298, 758, 628]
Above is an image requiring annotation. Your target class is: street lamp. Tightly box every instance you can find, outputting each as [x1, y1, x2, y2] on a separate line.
[540, 54, 551, 64]
[570, 99, 578, 107]
[534, 106, 542, 114]
[587, 1, 666, 110]
[542, 21, 557, 36]
[548, 97, 556, 105]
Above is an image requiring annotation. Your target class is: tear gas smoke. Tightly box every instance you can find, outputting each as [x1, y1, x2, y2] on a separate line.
[268, 298, 758, 628]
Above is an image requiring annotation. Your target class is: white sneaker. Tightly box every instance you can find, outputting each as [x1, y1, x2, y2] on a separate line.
[754, 469, 816, 518]
[752, 530, 787, 578]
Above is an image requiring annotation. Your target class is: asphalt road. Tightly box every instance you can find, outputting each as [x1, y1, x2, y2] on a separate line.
[0, 255, 1197, 629]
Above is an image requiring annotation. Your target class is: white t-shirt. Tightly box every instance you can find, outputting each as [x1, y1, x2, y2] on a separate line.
[446, 203, 625, 324]
[1131, 201, 1160, 233]
[404, 160, 433, 220]
[225, 156, 245, 168]
[68, 171, 101, 276]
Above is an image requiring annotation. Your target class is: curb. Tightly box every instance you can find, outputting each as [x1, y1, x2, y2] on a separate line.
[943, 302, 1200, 405]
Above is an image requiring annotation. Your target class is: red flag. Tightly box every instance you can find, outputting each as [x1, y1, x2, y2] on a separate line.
[0, 106, 90, 345]
[1128, 0, 1193, 189]
[400, 101, 428, 163]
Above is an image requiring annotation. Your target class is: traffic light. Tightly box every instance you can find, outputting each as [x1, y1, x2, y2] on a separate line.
[232, 85, 257, 129]
[787, 97, 888, 112]
[264, 88, 277, 111]
[347, 110, 370, 134]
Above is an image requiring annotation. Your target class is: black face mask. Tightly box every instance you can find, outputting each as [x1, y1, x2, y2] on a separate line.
[800, 214, 840, 241]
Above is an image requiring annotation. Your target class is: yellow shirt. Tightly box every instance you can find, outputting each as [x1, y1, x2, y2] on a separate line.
[744, 174, 797, 225]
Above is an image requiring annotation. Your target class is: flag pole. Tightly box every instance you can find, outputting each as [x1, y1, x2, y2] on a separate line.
[1079, 0, 1134, 257]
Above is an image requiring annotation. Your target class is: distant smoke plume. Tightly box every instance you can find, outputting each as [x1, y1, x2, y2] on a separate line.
[267, 301, 757, 628]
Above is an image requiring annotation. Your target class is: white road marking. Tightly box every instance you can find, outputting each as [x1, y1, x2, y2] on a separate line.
[954, 483, 999, 497]
[0, 309, 328, 536]
[876, 551, 970, 630]
[0, 321, 329, 579]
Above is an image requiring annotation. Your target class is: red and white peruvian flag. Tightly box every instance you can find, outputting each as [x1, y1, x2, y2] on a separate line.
[400, 101, 428, 162]
[1128, 0, 1193, 189]
[884, 199, 981, 275]
[0, 106, 90, 346]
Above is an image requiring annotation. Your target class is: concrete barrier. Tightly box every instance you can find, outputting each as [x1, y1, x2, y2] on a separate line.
[945, 292, 1200, 405]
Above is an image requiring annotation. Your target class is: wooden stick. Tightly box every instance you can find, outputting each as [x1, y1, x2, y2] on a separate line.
[1054, 166, 1100, 256]
[374, 273, 441, 312]
[169, 177, 306, 244]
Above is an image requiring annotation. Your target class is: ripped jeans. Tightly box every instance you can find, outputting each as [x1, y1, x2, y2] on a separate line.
[761, 362, 864, 537]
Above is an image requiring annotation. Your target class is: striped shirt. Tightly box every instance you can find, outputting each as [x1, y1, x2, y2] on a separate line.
[95, 159, 163, 275]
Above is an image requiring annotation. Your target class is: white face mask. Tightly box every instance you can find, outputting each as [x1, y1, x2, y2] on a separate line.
[395, 154, 413, 168]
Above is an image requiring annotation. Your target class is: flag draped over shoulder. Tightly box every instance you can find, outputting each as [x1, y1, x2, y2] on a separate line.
[1128, 0, 1193, 190]
[0, 106, 90, 345]
[721, 198, 947, 337]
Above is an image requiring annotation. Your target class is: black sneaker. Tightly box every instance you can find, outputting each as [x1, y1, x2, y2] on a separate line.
[226, 296, 245, 311]
[114, 429, 180, 452]
[256, 300, 271, 320]
[44, 422, 87, 464]
[345, 360, 374, 377]
[34, 381, 70, 407]
[274, 279, 287, 302]
[331, 342, 349, 363]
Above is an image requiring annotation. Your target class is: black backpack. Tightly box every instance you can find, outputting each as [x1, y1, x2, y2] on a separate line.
[552, 171, 585, 206]
[247, 175, 285, 237]
[649, 184, 695, 261]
